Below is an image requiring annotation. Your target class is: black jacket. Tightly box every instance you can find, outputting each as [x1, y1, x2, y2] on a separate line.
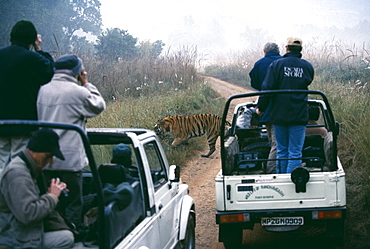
[249, 50, 282, 91]
[0, 45, 54, 136]
[258, 51, 314, 125]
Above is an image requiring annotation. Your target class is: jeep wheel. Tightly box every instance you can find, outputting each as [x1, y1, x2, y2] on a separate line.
[220, 225, 243, 249]
[179, 213, 195, 249]
[326, 220, 345, 246]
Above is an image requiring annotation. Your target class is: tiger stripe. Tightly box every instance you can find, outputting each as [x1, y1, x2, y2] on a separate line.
[154, 114, 230, 157]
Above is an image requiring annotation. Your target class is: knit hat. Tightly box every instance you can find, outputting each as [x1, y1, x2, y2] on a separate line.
[111, 143, 132, 166]
[27, 128, 65, 160]
[287, 37, 302, 47]
[10, 20, 37, 46]
[55, 55, 83, 77]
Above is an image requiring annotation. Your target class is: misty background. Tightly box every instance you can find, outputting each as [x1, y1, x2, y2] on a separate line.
[99, 0, 370, 61]
[1, 0, 369, 64]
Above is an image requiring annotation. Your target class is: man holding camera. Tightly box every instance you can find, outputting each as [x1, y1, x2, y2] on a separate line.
[37, 54, 106, 231]
[0, 20, 54, 173]
[0, 128, 73, 248]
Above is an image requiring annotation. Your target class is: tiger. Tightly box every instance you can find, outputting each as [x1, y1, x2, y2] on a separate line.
[154, 114, 231, 157]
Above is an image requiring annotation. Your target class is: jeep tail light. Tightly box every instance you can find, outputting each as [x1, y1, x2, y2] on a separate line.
[219, 213, 250, 223]
[312, 210, 342, 219]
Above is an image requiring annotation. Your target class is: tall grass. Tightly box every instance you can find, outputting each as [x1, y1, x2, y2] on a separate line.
[85, 46, 225, 165]
[88, 83, 225, 165]
[311, 78, 370, 248]
[81, 46, 201, 101]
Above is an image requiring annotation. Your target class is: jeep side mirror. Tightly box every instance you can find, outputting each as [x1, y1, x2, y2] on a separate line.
[169, 165, 180, 182]
[335, 121, 340, 136]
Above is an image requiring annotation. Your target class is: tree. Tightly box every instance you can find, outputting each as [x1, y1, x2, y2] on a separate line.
[95, 28, 139, 61]
[0, 0, 102, 55]
[138, 40, 166, 59]
[151, 40, 166, 58]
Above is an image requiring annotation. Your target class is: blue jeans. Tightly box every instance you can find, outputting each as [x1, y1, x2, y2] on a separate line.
[274, 125, 306, 174]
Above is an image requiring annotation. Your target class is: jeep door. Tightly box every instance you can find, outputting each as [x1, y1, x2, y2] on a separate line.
[141, 138, 180, 249]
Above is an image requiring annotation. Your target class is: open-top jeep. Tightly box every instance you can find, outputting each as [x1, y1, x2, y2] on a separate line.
[0, 120, 195, 249]
[215, 90, 346, 248]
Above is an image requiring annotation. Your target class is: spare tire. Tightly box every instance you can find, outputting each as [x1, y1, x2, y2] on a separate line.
[242, 141, 271, 157]
[241, 141, 271, 172]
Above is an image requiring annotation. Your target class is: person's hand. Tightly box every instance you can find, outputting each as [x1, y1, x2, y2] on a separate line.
[33, 34, 42, 51]
[78, 69, 88, 86]
[48, 178, 67, 197]
[256, 108, 264, 115]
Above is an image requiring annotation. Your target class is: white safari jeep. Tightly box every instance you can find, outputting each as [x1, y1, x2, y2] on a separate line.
[215, 90, 346, 248]
[0, 121, 195, 249]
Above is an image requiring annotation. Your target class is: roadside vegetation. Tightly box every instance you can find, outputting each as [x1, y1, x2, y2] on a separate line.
[204, 39, 370, 248]
[64, 35, 367, 247]
[87, 46, 225, 165]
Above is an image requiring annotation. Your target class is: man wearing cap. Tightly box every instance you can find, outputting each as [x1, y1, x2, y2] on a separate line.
[257, 37, 314, 174]
[0, 128, 74, 248]
[111, 143, 132, 167]
[110, 143, 138, 183]
[0, 20, 54, 174]
[37, 54, 106, 230]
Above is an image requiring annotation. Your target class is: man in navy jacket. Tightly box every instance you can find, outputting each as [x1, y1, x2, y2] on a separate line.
[249, 42, 282, 91]
[249, 42, 282, 173]
[0, 20, 54, 173]
[257, 37, 314, 174]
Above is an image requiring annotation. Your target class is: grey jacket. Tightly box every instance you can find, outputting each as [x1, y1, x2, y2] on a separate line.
[0, 149, 58, 248]
[37, 72, 106, 171]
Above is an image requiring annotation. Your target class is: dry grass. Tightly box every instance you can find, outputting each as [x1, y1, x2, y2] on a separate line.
[87, 80, 225, 165]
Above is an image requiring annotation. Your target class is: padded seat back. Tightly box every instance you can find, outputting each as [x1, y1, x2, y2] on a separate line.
[98, 163, 128, 185]
[302, 135, 325, 167]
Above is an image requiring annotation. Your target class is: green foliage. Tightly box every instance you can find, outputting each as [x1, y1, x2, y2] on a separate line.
[95, 28, 138, 61]
[138, 40, 166, 58]
[310, 80, 370, 169]
[0, 0, 102, 54]
[84, 45, 223, 165]
[87, 82, 224, 165]
[311, 79, 370, 245]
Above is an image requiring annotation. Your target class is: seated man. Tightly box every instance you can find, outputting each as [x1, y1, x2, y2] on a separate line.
[0, 128, 74, 249]
[99, 143, 137, 185]
[111, 143, 132, 167]
[306, 105, 327, 138]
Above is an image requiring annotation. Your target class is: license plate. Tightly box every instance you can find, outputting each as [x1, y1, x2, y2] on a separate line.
[261, 217, 304, 226]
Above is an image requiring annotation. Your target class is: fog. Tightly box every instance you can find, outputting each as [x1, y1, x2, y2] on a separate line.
[100, 0, 370, 61]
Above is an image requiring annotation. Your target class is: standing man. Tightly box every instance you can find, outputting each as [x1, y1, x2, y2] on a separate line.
[249, 42, 282, 173]
[37, 54, 106, 231]
[0, 20, 54, 173]
[257, 37, 314, 174]
[0, 128, 74, 249]
[249, 42, 282, 91]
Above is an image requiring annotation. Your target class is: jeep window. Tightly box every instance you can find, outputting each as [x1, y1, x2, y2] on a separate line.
[144, 141, 168, 191]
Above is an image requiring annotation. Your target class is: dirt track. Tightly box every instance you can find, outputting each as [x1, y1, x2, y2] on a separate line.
[180, 77, 251, 249]
[180, 77, 337, 249]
